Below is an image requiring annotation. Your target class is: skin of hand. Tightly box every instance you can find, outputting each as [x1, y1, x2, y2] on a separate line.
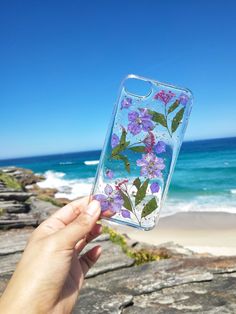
[0, 197, 102, 314]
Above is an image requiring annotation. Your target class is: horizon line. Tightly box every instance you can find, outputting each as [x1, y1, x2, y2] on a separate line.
[0, 135, 235, 162]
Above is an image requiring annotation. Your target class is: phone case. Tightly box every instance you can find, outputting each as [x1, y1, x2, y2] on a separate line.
[92, 74, 193, 231]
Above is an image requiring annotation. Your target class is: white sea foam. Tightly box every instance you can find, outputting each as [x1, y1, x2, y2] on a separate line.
[84, 160, 99, 166]
[161, 195, 236, 217]
[37, 170, 236, 216]
[37, 170, 94, 200]
[59, 161, 74, 165]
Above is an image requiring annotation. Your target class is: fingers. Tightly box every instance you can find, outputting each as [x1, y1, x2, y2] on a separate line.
[75, 223, 102, 252]
[85, 223, 102, 244]
[53, 200, 101, 249]
[79, 245, 102, 277]
[51, 196, 91, 225]
[31, 196, 91, 241]
[101, 209, 116, 218]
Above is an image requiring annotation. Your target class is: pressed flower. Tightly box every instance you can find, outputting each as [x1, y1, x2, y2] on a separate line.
[121, 209, 131, 218]
[111, 133, 119, 148]
[115, 179, 129, 191]
[179, 93, 189, 106]
[128, 108, 154, 135]
[94, 184, 124, 213]
[154, 141, 166, 154]
[143, 131, 155, 153]
[154, 90, 175, 105]
[105, 169, 114, 179]
[150, 182, 160, 193]
[121, 97, 132, 109]
[136, 153, 165, 179]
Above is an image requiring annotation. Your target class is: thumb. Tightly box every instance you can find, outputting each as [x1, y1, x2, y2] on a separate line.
[52, 200, 101, 249]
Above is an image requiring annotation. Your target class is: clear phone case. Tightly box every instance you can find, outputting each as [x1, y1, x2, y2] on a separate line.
[92, 74, 193, 231]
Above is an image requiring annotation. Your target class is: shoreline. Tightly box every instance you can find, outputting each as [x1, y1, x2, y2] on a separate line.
[1, 166, 235, 257]
[116, 211, 236, 256]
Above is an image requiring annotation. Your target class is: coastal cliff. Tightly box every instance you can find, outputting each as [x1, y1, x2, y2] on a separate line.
[0, 167, 236, 313]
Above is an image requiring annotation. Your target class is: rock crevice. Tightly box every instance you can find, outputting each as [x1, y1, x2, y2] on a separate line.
[0, 167, 236, 313]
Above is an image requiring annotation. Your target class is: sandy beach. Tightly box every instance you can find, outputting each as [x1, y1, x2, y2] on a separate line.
[115, 211, 236, 256]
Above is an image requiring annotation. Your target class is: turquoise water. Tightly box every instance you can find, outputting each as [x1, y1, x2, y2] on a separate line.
[1, 137, 236, 216]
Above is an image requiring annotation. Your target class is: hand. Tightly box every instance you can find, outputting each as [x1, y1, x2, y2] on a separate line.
[0, 197, 102, 313]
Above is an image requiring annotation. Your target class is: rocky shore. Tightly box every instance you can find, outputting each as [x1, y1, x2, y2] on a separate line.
[0, 167, 236, 313]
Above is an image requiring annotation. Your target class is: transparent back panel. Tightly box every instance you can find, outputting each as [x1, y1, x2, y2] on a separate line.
[92, 75, 193, 231]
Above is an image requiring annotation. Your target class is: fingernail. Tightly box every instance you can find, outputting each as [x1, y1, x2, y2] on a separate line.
[87, 200, 100, 216]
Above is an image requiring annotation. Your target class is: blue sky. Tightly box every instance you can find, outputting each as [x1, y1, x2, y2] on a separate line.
[1, 0, 236, 159]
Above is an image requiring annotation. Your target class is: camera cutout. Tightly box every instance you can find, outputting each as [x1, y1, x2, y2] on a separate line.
[124, 77, 152, 98]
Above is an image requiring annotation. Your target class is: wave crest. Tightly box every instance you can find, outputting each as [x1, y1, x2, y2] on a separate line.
[59, 161, 74, 165]
[84, 160, 99, 166]
[37, 170, 94, 200]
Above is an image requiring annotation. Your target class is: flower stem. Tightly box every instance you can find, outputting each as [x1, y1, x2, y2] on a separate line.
[122, 185, 141, 226]
[165, 106, 172, 138]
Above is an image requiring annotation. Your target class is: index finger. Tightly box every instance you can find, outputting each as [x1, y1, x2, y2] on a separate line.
[51, 196, 91, 225]
[31, 196, 92, 240]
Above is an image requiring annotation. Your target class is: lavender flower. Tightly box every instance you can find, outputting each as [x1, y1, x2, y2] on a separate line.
[128, 109, 154, 135]
[105, 169, 114, 179]
[93, 184, 124, 213]
[179, 93, 189, 106]
[154, 90, 175, 105]
[121, 97, 132, 109]
[121, 209, 131, 218]
[150, 182, 160, 193]
[136, 153, 165, 179]
[154, 141, 166, 154]
[111, 133, 120, 148]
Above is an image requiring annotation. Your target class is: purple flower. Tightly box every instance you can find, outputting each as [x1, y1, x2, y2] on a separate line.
[143, 131, 155, 152]
[150, 182, 160, 193]
[179, 93, 189, 106]
[154, 141, 166, 154]
[121, 209, 131, 218]
[111, 133, 119, 148]
[128, 109, 154, 135]
[136, 153, 165, 179]
[121, 97, 132, 109]
[154, 90, 175, 105]
[105, 169, 114, 179]
[93, 184, 124, 213]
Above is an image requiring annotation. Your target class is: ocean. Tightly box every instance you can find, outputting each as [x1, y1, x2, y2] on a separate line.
[1, 137, 236, 217]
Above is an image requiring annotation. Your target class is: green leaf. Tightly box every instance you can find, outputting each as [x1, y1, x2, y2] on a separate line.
[111, 141, 130, 157]
[141, 197, 158, 218]
[148, 110, 167, 127]
[119, 190, 133, 212]
[122, 157, 131, 173]
[129, 146, 146, 153]
[112, 153, 130, 173]
[135, 179, 149, 206]
[171, 107, 185, 133]
[111, 131, 131, 172]
[168, 100, 179, 114]
[111, 128, 129, 157]
[120, 128, 127, 145]
[111, 145, 122, 156]
[133, 177, 141, 190]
